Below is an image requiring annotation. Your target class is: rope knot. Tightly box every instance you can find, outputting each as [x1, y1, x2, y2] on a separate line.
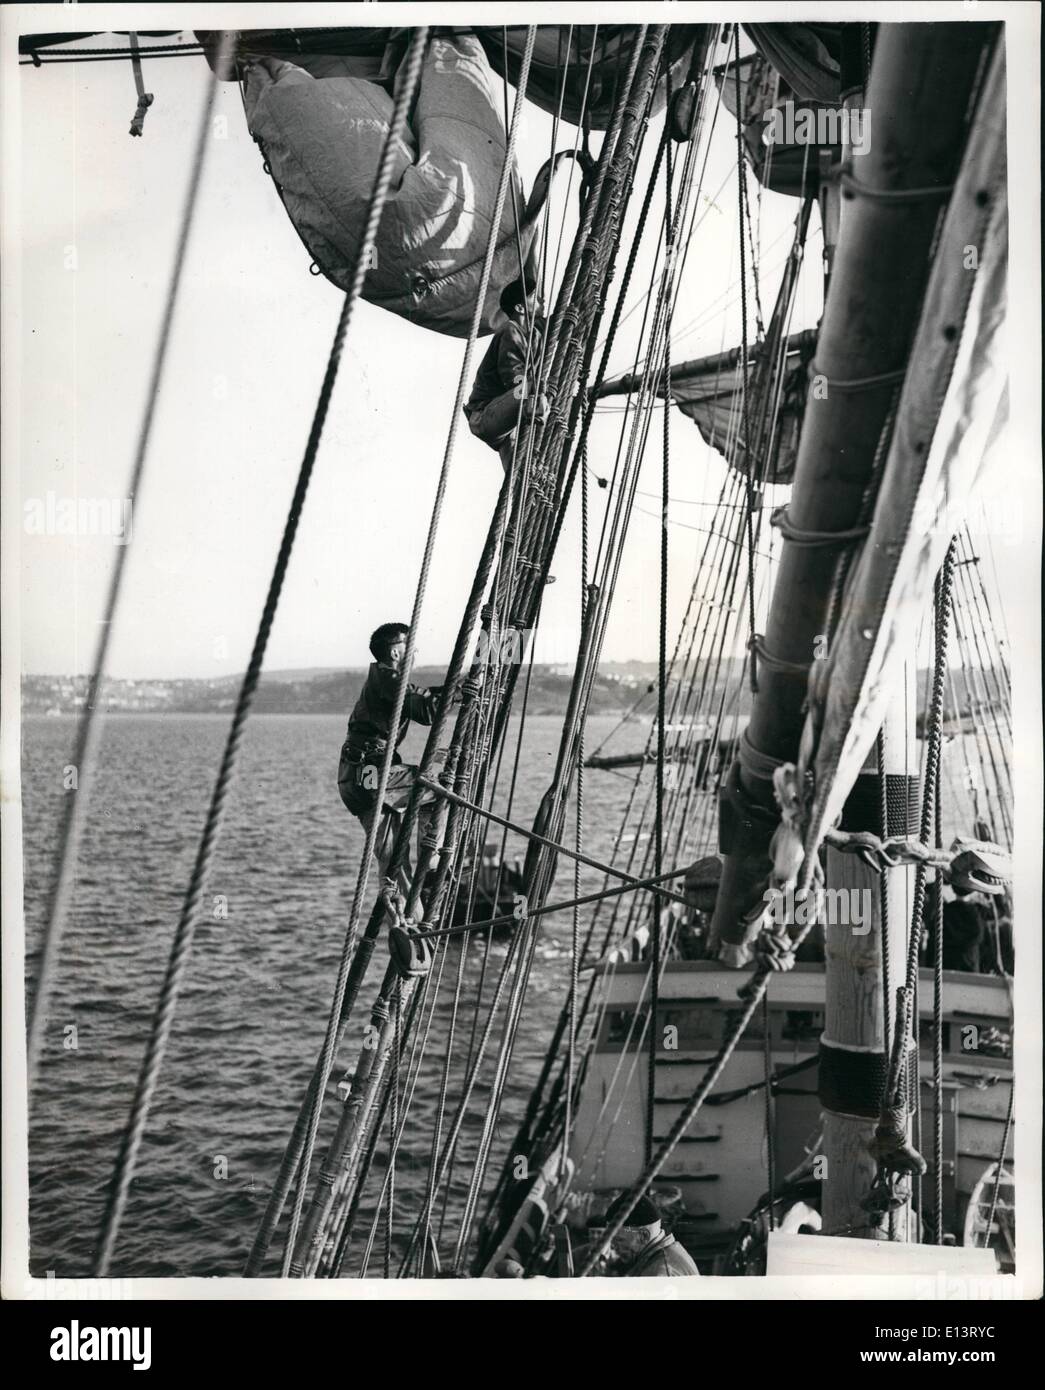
[870, 1108, 927, 1179]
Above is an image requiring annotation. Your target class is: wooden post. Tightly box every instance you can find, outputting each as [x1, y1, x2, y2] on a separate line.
[821, 682, 916, 1238]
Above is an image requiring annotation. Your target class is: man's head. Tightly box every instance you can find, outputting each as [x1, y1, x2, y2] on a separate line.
[499, 274, 541, 323]
[604, 1193, 662, 1263]
[370, 622, 410, 672]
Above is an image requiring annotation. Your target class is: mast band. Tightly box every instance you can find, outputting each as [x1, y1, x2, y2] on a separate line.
[807, 361, 907, 392]
[819, 1039, 917, 1118]
[770, 505, 871, 548]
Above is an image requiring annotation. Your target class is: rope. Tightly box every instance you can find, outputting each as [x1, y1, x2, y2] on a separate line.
[840, 169, 954, 203]
[806, 362, 907, 393]
[91, 26, 429, 1279]
[366, 28, 670, 1271]
[748, 633, 810, 678]
[127, 32, 154, 137]
[983, 1085, 1014, 1250]
[29, 38, 226, 1093]
[24, 39, 205, 57]
[763, 993, 775, 1231]
[385, 981, 402, 1278]
[424, 50, 671, 1262]
[21, 48, 203, 67]
[770, 506, 871, 548]
[280, 27, 536, 1277]
[733, 28, 759, 694]
[868, 539, 960, 1224]
[648, 65, 673, 1168]
[934, 791, 944, 1243]
[876, 729, 893, 1150]
[244, 470, 515, 1276]
[565, 443, 590, 1174]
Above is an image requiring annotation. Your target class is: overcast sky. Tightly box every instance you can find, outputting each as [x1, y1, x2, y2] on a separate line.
[13, 20, 1026, 680]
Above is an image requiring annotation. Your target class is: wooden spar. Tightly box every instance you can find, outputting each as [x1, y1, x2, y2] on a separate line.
[592, 328, 818, 399]
[821, 683, 916, 1239]
[708, 23, 996, 967]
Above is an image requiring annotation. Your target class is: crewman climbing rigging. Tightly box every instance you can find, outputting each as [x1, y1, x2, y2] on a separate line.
[337, 622, 451, 904]
[464, 274, 549, 471]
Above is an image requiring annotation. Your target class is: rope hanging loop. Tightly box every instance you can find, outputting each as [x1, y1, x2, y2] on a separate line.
[128, 32, 155, 137]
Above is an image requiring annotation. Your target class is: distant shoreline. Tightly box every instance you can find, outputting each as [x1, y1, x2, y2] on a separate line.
[21, 660, 978, 723]
[20, 663, 682, 720]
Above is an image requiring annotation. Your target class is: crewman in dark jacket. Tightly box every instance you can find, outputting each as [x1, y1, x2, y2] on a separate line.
[338, 622, 446, 902]
[604, 1193, 700, 1278]
[464, 275, 547, 471]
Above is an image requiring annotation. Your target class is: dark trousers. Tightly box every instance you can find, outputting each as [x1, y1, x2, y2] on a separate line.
[466, 390, 524, 473]
[338, 752, 438, 900]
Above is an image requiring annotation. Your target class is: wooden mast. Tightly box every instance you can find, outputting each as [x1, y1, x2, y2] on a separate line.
[821, 685, 916, 1239]
[818, 20, 915, 1246]
[708, 22, 992, 968]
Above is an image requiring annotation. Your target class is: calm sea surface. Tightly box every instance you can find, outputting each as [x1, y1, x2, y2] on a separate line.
[22, 712, 642, 1277]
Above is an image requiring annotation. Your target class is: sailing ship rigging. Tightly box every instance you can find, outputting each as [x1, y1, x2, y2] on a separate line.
[21, 19, 1017, 1283]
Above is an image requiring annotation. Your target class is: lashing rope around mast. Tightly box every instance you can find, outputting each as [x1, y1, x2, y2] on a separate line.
[93, 28, 431, 1278]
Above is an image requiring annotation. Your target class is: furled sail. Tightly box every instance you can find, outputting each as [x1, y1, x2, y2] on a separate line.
[236, 32, 539, 338]
[193, 25, 705, 336]
[744, 22, 842, 103]
[595, 200, 815, 486]
[671, 330, 815, 486]
[717, 51, 844, 197]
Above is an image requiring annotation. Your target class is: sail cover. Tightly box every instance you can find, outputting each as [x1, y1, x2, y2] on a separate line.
[194, 25, 706, 337]
[744, 22, 842, 103]
[799, 47, 1008, 852]
[237, 33, 537, 338]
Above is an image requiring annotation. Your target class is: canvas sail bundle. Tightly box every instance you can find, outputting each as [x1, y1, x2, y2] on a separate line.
[236, 32, 538, 337]
[716, 50, 848, 198]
